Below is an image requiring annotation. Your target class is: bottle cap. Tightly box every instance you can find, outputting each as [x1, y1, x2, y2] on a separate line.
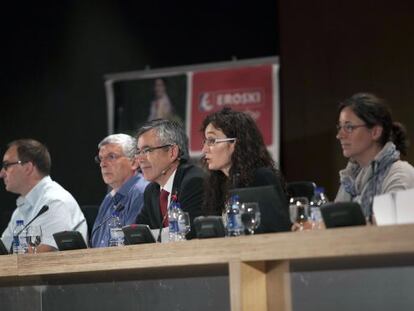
[315, 186, 325, 194]
[231, 194, 240, 201]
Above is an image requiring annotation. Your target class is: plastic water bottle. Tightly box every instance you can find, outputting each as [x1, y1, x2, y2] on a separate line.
[168, 195, 180, 242]
[13, 220, 27, 254]
[175, 202, 189, 241]
[310, 187, 328, 229]
[312, 187, 328, 206]
[108, 211, 124, 247]
[226, 194, 244, 236]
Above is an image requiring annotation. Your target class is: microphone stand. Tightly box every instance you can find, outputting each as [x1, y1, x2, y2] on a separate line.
[11, 205, 49, 253]
[15, 205, 49, 236]
[157, 213, 168, 243]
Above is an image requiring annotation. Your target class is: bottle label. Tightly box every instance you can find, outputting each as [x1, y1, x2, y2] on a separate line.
[227, 214, 236, 229]
[169, 220, 179, 233]
[110, 228, 124, 239]
[109, 228, 124, 247]
[227, 213, 243, 235]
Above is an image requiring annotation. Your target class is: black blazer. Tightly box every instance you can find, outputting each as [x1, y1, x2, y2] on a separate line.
[249, 167, 284, 188]
[136, 163, 206, 235]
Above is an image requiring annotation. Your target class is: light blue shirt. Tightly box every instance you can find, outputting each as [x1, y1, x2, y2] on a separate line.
[91, 173, 149, 248]
[1, 176, 87, 251]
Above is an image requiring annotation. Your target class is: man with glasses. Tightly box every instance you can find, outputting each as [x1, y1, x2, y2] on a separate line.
[135, 119, 205, 240]
[90, 134, 149, 248]
[0, 139, 87, 252]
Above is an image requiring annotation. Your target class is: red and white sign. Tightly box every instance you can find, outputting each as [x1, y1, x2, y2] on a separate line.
[189, 64, 275, 154]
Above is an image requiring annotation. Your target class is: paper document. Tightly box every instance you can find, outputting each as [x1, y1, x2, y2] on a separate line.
[373, 189, 414, 225]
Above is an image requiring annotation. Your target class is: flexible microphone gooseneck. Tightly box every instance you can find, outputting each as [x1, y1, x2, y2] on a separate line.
[154, 158, 179, 181]
[10, 205, 49, 253]
[72, 218, 86, 231]
[16, 205, 49, 236]
[157, 213, 169, 243]
[90, 203, 125, 242]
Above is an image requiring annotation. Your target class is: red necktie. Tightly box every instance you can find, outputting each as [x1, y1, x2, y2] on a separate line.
[160, 189, 170, 227]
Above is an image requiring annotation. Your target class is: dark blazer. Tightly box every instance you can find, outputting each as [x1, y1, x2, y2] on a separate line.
[136, 163, 206, 236]
[249, 167, 284, 188]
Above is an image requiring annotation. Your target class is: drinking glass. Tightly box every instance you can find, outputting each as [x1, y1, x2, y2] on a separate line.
[241, 202, 261, 235]
[25, 225, 42, 253]
[178, 212, 191, 240]
[289, 197, 310, 231]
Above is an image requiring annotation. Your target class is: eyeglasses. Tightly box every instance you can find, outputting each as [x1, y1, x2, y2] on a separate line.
[136, 144, 173, 157]
[94, 153, 125, 164]
[1, 160, 24, 171]
[336, 124, 367, 134]
[203, 137, 236, 147]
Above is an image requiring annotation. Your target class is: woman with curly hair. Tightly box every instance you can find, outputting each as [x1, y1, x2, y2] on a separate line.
[335, 92, 414, 223]
[201, 107, 291, 233]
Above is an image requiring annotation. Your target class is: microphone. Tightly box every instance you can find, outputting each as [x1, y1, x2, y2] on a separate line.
[157, 213, 168, 243]
[160, 158, 178, 176]
[16, 205, 49, 236]
[72, 218, 86, 231]
[90, 203, 124, 242]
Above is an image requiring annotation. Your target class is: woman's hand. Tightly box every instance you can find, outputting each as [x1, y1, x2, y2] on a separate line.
[291, 220, 313, 231]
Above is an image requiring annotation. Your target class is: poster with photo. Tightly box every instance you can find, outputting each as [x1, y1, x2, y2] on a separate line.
[112, 74, 187, 136]
[105, 58, 279, 161]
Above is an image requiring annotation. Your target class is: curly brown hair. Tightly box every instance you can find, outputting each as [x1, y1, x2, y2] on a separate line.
[201, 107, 280, 215]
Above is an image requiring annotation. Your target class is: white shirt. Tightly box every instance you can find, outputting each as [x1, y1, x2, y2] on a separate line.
[1, 176, 87, 250]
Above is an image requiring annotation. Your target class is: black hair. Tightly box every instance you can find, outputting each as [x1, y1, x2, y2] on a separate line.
[201, 107, 281, 215]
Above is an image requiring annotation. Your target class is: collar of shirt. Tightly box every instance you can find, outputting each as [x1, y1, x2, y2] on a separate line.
[15, 176, 51, 222]
[17, 176, 51, 211]
[161, 169, 177, 207]
[109, 173, 142, 205]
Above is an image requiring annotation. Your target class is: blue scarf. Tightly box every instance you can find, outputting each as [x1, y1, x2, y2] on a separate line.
[340, 142, 400, 218]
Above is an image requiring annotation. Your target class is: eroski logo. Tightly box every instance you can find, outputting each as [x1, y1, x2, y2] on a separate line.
[199, 93, 213, 112]
[199, 88, 263, 112]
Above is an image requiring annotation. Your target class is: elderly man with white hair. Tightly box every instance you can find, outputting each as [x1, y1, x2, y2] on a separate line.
[91, 134, 149, 248]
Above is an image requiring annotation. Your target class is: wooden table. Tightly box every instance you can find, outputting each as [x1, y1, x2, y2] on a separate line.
[1, 224, 414, 311]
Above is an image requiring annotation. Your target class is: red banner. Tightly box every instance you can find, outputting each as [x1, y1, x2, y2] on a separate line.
[189, 64, 274, 153]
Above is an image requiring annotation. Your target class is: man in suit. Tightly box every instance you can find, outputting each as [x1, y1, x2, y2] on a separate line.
[135, 119, 205, 239]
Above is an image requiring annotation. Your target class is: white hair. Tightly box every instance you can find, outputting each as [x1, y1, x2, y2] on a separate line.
[98, 134, 136, 158]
